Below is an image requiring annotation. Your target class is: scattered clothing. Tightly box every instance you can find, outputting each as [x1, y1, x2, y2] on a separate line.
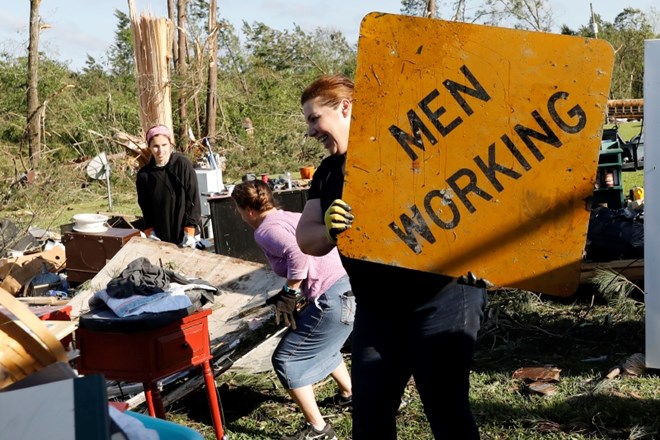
[92, 287, 192, 317]
[91, 282, 218, 317]
[105, 257, 215, 299]
[106, 257, 171, 298]
[91, 257, 218, 317]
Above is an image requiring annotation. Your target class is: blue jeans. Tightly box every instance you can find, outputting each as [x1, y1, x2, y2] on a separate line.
[272, 275, 354, 389]
[351, 280, 487, 440]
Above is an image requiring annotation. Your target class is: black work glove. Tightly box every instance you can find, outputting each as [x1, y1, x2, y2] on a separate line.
[266, 287, 300, 330]
[457, 271, 494, 289]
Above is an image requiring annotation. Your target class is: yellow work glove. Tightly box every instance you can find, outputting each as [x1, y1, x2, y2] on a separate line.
[324, 199, 354, 244]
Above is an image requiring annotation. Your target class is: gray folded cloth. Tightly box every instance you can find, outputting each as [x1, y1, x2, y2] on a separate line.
[106, 257, 171, 298]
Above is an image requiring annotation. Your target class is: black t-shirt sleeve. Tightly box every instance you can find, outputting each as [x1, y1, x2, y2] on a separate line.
[309, 154, 453, 299]
[308, 154, 346, 218]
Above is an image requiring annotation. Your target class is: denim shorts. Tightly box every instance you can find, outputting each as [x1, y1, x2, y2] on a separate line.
[272, 275, 354, 389]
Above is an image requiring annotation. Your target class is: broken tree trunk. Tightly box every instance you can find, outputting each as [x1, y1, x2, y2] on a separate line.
[127, 0, 174, 137]
[27, 0, 43, 168]
[204, 0, 218, 140]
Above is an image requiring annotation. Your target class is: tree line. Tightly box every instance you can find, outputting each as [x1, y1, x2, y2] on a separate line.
[0, 0, 656, 183]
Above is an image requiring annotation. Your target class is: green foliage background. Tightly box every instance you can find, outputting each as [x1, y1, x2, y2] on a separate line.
[0, 13, 356, 184]
[0, 3, 655, 228]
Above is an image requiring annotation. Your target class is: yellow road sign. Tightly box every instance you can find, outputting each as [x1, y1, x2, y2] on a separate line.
[339, 13, 615, 296]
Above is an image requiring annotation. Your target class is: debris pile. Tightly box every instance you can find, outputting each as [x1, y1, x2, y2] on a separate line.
[0, 220, 68, 302]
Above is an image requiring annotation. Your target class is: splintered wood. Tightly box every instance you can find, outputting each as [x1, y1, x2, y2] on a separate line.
[0, 287, 68, 389]
[512, 366, 561, 396]
[0, 247, 66, 296]
[127, 0, 173, 136]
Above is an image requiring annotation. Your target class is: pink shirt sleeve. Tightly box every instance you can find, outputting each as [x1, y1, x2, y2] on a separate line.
[254, 210, 347, 300]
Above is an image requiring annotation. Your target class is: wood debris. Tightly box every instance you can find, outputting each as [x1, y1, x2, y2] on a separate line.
[0, 246, 66, 296]
[128, 0, 173, 134]
[111, 130, 151, 170]
[512, 366, 561, 396]
[605, 352, 646, 379]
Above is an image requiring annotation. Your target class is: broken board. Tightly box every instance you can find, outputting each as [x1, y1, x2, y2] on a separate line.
[68, 236, 282, 338]
[339, 13, 615, 296]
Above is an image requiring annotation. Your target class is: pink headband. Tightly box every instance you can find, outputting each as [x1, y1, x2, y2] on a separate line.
[146, 125, 173, 145]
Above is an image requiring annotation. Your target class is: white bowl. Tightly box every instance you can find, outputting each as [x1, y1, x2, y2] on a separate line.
[72, 213, 109, 232]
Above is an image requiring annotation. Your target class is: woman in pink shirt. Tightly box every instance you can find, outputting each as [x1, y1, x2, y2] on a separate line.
[231, 180, 354, 440]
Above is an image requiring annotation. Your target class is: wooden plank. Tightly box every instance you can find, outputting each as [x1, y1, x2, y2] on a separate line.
[580, 259, 644, 284]
[42, 321, 77, 342]
[0, 247, 66, 295]
[16, 297, 70, 306]
[67, 237, 282, 340]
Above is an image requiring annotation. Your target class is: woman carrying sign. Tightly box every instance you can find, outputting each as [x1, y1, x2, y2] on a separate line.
[296, 74, 489, 440]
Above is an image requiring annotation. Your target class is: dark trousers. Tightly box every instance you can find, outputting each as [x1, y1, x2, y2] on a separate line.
[351, 280, 487, 439]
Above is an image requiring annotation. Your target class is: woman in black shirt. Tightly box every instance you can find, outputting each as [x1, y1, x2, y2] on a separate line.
[296, 75, 488, 440]
[136, 125, 201, 245]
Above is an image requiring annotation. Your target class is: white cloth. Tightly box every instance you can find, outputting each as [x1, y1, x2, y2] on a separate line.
[92, 282, 216, 317]
[179, 233, 197, 248]
[93, 287, 192, 317]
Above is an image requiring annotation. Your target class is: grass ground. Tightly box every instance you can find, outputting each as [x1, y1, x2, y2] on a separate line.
[623, 170, 644, 195]
[161, 286, 655, 440]
[611, 120, 644, 200]
[607, 121, 643, 142]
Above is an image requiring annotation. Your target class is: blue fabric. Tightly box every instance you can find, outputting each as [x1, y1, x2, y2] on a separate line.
[272, 275, 354, 389]
[124, 411, 203, 439]
[351, 281, 488, 440]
